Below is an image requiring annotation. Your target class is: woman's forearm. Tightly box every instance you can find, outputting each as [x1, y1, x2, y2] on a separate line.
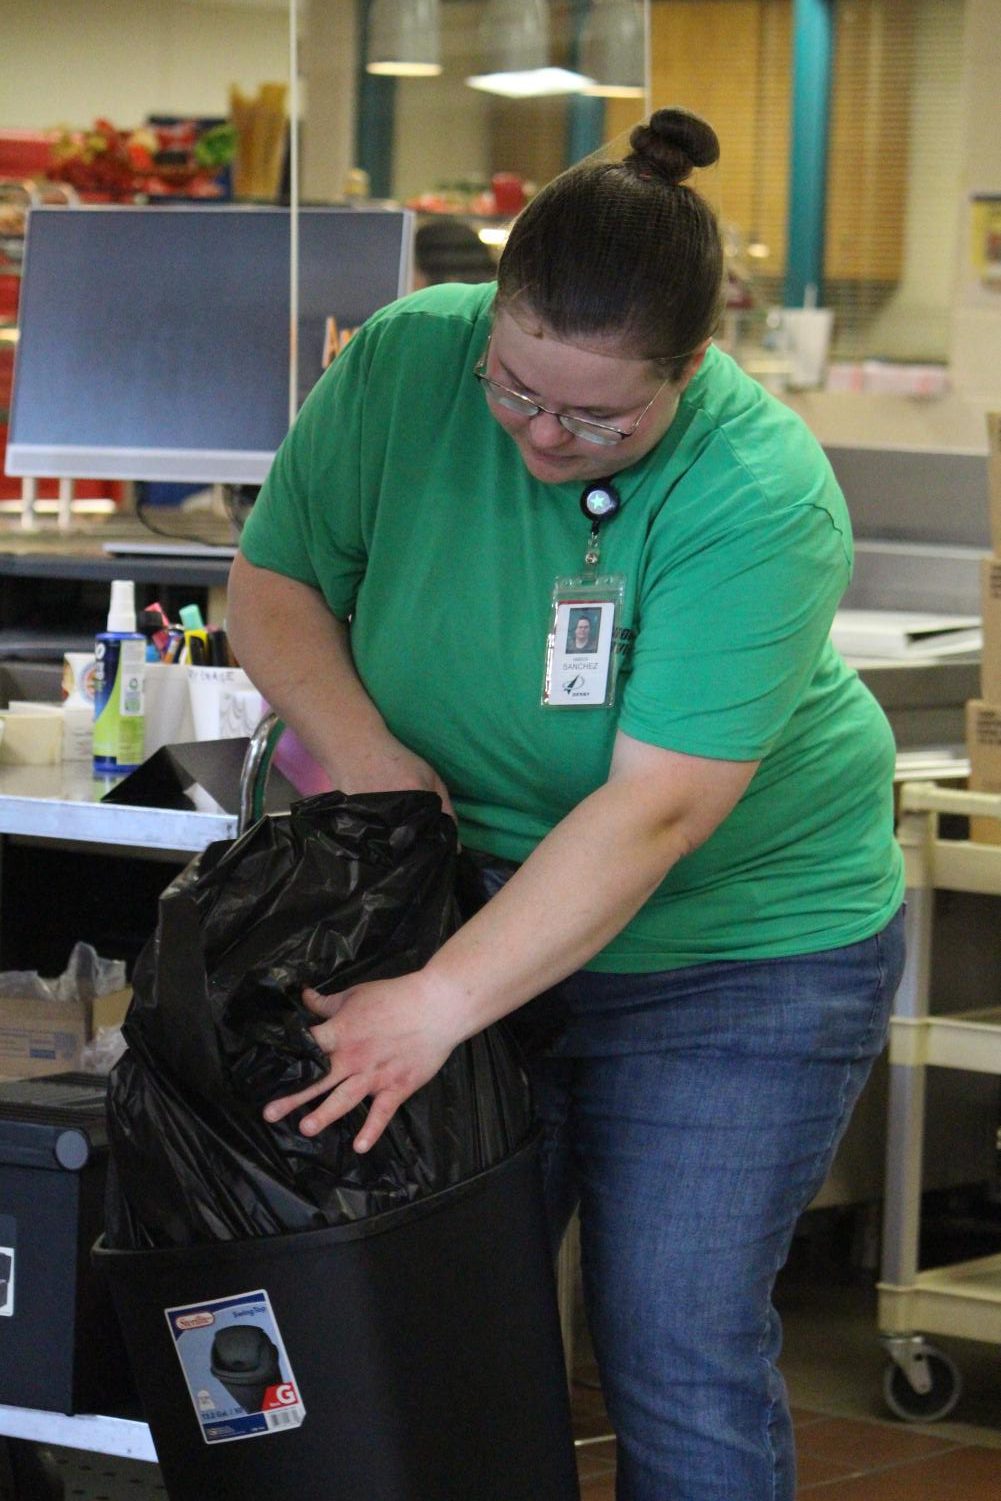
[425, 779, 685, 1033]
[425, 738, 756, 1041]
[227, 553, 388, 782]
[227, 553, 456, 810]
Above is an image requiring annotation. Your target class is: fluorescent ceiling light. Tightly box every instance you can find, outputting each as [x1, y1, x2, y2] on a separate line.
[467, 0, 592, 96]
[579, 0, 645, 98]
[467, 66, 594, 97]
[368, 60, 443, 77]
[580, 81, 646, 98]
[367, 0, 443, 78]
[479, 0, 548, 71]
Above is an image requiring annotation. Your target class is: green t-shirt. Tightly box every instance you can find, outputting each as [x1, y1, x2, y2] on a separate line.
[241, 282, 904, 971]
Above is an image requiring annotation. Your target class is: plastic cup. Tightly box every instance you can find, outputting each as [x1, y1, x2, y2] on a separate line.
[781, 308, 834, 389]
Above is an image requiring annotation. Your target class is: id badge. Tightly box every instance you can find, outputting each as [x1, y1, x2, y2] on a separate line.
[542, 574, 626, 708]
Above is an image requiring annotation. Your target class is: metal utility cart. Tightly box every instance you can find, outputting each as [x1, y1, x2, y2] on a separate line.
[0, 761, 235, 1498]
[878, 780, 1001, 1421]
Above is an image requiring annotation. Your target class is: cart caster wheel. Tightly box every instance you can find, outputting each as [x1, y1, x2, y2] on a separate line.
[883, 1346, 962, 1423]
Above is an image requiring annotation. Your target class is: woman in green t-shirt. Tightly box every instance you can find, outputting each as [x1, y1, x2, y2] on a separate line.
[230, 108, 904, 1501]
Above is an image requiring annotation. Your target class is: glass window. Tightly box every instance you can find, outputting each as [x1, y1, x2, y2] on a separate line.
[0, 0, 971, 370]
[642, 0, 965, 366]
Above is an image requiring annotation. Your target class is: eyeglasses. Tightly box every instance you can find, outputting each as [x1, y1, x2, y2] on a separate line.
[473, 342, 671, 447]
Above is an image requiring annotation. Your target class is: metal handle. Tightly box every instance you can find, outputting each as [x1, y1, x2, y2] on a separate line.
[237, 710, 285, 835]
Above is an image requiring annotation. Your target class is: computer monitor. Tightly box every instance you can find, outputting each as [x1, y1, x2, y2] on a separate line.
[6, 203, 413, 485]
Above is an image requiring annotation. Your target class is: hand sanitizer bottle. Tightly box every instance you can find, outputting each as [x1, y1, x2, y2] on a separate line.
[92, 580, 146, 776]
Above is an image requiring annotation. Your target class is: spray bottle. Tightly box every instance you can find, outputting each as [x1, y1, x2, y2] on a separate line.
[92, 580, 146, 776]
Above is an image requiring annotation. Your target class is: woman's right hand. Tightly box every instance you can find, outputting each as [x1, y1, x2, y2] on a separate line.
[329, 727, 457, 821]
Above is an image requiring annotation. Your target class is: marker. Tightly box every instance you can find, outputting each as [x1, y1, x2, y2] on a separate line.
[184, 629, 209, 665]
[207, 626, 230, 666]
[144, 601, 172, 656]
[179, 603, 205, 631]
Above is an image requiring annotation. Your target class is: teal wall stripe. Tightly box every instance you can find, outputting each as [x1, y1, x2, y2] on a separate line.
[785, 0, 833, 307]
[567, 0, 605, 165]
[355, 0, 396, 200]
[567, 95, 606, 166]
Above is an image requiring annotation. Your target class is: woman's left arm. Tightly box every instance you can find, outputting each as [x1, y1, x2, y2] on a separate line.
[263, 731, 759, 1149]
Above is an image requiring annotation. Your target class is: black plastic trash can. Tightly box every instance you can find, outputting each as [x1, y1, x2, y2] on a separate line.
[95, 1135, 580, 1501]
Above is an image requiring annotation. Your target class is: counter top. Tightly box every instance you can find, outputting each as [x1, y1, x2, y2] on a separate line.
[0, 520, 234, 587]
[780, 389, 992, 454]
[0, 550, 232, 588]
[0, 763, 235, 851]
[0, 747, 970, 856]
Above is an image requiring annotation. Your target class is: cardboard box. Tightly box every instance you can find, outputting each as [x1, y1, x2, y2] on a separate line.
[91, 985, 132, 1033]
[966, 698, 1001, 846]
[0, 986, 131, 1080]
[989, 412, 1001, 555]
[0, 997, 86, 1079]
[981, 555, 1001, 705]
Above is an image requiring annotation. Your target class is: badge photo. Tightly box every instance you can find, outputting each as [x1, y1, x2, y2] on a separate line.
[544, 596, 618, 707]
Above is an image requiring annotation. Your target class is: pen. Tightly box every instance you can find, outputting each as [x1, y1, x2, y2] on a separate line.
[163, 629, 186, 663]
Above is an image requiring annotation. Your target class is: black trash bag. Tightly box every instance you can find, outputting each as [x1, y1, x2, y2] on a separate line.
[104, 790, 533, 1250]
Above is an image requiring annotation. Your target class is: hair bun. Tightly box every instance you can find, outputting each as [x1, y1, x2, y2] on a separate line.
[625, 107, 720, 186]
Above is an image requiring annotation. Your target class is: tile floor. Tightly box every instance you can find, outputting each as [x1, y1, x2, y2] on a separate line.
[571, 1382, 1001, 1499]
[570, 1216, 1001, 1499]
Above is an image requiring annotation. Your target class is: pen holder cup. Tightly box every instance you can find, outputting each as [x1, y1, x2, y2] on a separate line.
[144, 663, 196, 756]
[187, 667, 262, 742]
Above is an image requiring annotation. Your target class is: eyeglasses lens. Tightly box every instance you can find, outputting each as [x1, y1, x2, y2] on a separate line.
[477, 377, 623, 446]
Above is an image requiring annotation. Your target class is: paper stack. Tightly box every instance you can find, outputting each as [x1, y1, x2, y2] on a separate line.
[830, 611, 981, 663]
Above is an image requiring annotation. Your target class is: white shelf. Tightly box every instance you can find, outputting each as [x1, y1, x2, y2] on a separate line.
[879, 1255, 1001, 1344]
[880, 782, 1001, 1363]
[889, 1009, 1001, 1073]
[0, 1406, 156, 1461]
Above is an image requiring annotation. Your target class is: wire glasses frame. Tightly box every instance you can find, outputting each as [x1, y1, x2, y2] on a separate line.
[472, 341, 671, 447]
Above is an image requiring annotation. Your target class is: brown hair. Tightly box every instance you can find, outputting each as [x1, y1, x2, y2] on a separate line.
[496, 108, 724, 380]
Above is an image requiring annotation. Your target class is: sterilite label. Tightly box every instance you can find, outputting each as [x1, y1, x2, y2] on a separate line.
[164, 1288, 305, 1445]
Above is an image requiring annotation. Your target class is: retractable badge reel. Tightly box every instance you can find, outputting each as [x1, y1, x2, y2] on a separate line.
[542, 480, 627, 708]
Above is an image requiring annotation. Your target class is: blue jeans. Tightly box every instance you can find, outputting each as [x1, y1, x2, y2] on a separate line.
[508, 908, 906, 1501]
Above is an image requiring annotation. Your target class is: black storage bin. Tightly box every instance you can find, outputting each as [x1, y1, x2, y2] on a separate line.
[0, 1073, 134, 1414]
[95, 1135, 579, 1501]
